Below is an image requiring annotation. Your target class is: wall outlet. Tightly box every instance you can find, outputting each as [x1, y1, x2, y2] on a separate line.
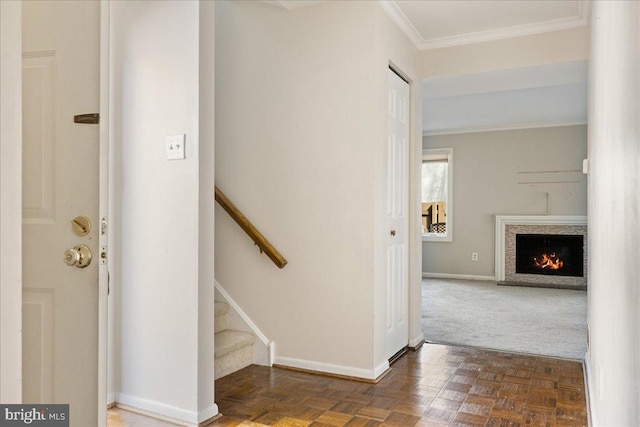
[472, 252, 478, 261]
[165, 134, 186, 160]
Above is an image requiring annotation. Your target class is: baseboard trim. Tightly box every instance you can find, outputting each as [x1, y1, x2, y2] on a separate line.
[107, 392, 117, 406]
[273, 356, 390, 383]
[374, 361, 391, 381]
[268, 342, 275, 368]
[117, 393, 206, 426]
[200, 413, 223, 427]
[409, 334, 425, 349]
[583, 356, 597, 426]
[422, 272, 496, 281]
[197, 404, 220, 426]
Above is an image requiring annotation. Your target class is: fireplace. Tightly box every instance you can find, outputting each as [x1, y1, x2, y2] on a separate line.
[495, 216, 587, 290]
[515, 234, 584, 277]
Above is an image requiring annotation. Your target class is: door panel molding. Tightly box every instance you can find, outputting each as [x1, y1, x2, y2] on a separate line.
[22, 52, 56, 223]
[22, 289, 54, 403]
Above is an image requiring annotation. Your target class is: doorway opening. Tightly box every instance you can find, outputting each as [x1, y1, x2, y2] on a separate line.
[420, 61, 589, 360]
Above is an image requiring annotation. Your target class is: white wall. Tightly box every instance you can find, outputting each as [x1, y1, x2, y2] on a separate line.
[0, 0, 23, 404]
[587, 1, 640, 425]
[215, 0, 377, 377]
[423, 125, 587, 277]
[215, 0, 418, 379]
[110, 1, 215, 423]
[418, 26, 589, 79]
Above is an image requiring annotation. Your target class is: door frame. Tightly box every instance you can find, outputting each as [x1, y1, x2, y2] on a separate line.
[0, 0, 23, 404]
[0, 1, 109, 423]
[390, 62, 424, 353]
[379, 61, 424, 370]
[98, 2, 110, 426]
[386, 66, 411, 361]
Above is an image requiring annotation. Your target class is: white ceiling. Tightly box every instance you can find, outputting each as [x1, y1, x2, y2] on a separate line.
[422, 61, 588, 135]
[382, 0, 589, 50]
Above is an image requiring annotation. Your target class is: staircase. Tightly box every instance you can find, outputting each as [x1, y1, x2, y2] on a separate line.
[215, 301, 256, 379]
[213, 188, 281, 377]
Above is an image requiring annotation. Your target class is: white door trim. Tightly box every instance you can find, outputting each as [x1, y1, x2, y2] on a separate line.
[98, 2, 110, 426]
[407, 74, 425, 350]
[0, 0, 23, 404]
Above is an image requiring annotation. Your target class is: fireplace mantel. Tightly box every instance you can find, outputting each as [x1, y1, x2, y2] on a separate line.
[494, 215, 587, 282]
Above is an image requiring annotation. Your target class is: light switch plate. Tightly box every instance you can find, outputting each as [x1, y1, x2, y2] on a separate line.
[166, 134, 186, 160]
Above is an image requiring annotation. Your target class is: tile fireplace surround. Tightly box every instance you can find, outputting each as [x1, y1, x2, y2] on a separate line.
[495, 215, 587, 290]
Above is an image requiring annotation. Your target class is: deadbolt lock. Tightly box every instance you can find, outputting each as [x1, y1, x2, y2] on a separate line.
[64, 244, 92, 268]
[71, 215, 91, 236]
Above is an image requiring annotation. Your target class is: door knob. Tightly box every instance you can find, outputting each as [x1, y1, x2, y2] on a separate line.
[390, 229, 396, 236]
[64, 244, 92, 268]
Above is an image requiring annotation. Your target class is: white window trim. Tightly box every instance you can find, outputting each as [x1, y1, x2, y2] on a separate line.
[422, 147, 453, 242]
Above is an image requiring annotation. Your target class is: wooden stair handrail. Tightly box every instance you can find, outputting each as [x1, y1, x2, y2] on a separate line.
[215, 186, 288, 269]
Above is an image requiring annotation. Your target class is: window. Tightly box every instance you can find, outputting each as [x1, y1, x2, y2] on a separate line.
[422, 148, 453, 242]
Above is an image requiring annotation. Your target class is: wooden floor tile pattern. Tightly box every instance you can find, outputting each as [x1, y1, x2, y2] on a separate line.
[210, 344, 588, 427]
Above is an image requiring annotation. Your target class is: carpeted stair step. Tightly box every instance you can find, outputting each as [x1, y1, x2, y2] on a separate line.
[214, 301, 230, 333]
[215, 330, 255, 379]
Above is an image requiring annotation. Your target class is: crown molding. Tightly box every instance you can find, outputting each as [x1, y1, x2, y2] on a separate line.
[378, 0, 424, 50]
[263, 0, 324, 11]
[579, 0, 591, 22]
[423, 120, 587, 137]
[421, 14, 589, 50]
[381, 0, 590, 51]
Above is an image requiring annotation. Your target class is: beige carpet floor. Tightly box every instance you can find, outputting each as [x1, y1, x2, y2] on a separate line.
[422, 278, 587, 360]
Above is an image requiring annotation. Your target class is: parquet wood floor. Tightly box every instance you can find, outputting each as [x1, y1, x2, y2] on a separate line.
[210, 344, 588, 427]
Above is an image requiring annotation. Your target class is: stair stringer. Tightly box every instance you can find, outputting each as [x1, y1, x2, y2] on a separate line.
[214, 280, 273, 367]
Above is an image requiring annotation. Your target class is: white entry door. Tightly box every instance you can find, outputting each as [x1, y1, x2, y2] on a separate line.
[22, 1, 103, 426]
[386, 68, 410, 360]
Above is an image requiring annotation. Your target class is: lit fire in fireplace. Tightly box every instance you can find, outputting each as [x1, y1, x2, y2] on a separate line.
[533, 252, 564, 270]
